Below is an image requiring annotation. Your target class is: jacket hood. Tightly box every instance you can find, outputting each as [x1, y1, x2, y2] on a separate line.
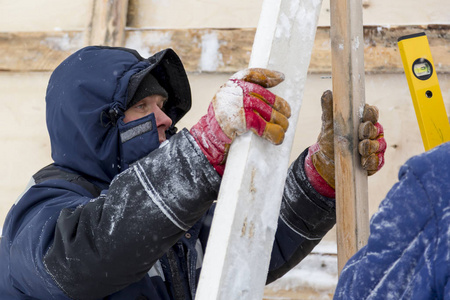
[45, 46, 191, 184]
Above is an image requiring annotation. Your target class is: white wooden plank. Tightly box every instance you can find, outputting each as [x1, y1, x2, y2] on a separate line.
[195, 0, 324, 299]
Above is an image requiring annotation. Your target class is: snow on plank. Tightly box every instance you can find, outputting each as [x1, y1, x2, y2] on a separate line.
[195, 0, 324, 299]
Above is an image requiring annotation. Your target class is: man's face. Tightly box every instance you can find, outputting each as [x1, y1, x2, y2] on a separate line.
[123, 95, 173, 143]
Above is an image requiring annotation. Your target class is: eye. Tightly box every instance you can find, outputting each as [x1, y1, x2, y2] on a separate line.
[135, 103, 145, 110]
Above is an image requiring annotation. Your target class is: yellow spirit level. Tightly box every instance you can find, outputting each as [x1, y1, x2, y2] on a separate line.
[398, 32, 450, 151]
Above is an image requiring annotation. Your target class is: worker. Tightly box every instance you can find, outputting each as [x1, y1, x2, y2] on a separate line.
[0, 46, 385, 299]
[334, 141, 449, 299]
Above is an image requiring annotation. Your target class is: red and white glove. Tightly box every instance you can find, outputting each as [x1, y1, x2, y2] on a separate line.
[190, 68, 291, 176]
[305, 90, 386, 198]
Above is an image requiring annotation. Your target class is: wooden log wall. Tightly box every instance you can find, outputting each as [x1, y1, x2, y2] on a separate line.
[1, 25, 449, 73]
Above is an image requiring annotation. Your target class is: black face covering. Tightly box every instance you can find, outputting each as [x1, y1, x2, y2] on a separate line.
[118, 113, 160, 170]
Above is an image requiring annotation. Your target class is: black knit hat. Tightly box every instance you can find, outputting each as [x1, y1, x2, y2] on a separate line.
[127, 73, 168, 109]
[125, 48, 191, 126]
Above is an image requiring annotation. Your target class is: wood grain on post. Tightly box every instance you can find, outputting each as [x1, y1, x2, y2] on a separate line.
[86, 0, 129, 46]
[330, 0, 370, 274]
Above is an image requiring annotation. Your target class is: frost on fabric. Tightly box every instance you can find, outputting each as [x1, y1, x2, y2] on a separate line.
[131, 130, 220, 229]
[212, 80, 246, 139]
[134, 161, 190, 231]
[230, 69, 251, 80]
[96, 130, 220, 254]
[104, 172, 132, 235]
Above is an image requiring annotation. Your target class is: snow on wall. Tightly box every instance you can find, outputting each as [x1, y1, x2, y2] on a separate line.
[200, 32, 222, 72]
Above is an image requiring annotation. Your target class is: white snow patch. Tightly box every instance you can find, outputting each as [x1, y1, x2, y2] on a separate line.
[211, 80, 246, 138]
[267, 241, 338, 292]
[275, 12, 292, 39]
[42, 33, 81, 51]
[360, 103, 366, 117]
[125, 31, 173, 58]
[200, 32, 221, 72]
[353, 36, 360, 51]
[125, 32, 152, 58]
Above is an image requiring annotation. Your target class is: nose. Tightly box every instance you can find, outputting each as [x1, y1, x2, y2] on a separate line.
[155, 108, 173, 142]
[155, 108, 172, 129]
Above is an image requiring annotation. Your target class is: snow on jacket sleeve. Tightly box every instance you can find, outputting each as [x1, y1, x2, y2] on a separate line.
[43, 129, 221, 299]
[333, 142, 450, 300]
[267, 148, 336, 284]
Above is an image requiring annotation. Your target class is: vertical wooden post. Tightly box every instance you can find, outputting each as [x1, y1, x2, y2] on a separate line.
[86, 0, 129, 46]
[330, 0, 370, 274]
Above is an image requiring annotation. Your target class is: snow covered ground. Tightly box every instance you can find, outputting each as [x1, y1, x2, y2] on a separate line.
[264, 241, 338, 300]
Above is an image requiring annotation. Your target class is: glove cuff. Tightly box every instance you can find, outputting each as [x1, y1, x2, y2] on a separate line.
[305, 145, 335, 198]
[190, 105, 232, 176]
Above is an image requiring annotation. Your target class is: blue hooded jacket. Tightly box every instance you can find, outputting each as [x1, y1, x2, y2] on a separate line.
[46, 46, 191, 179]
[334, 142, 450, 299]
[0, 46, 337, 299]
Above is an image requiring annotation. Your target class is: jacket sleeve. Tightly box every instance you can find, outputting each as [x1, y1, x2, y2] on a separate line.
[43, 129, 221, 299]
[333, 148, 450, 300]
[267, 148, 336, 284]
